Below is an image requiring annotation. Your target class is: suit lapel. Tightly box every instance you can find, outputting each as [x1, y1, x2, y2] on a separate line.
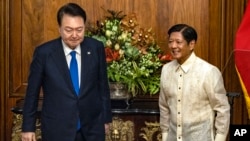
[51, 39, 76, 95]
[79, 41, 93, 96]
[79, 43, 86, 95]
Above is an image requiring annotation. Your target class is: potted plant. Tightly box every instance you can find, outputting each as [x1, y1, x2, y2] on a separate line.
[86, 9, 172, 98]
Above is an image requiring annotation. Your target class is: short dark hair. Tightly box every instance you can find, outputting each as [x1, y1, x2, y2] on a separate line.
[167, 24, 197, 44]
[57, 3, 87, 26]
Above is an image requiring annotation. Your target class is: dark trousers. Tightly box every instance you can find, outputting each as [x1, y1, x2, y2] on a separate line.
[75, 130, 85, 141]
[74, 128, 105, 141]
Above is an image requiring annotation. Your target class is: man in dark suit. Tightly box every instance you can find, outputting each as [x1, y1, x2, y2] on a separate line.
[21, 3, 112, 141]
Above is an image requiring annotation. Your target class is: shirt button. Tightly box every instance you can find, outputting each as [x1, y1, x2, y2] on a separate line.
[178, 99, 181, 102]
[178, 112, 180, 114]
[178, 124, 181, 127]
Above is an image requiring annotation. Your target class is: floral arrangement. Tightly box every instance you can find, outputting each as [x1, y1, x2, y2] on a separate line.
[86, 9, 172, 97]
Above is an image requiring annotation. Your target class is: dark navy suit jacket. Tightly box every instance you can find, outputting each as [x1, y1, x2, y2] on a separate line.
[22, 37, 112, 141]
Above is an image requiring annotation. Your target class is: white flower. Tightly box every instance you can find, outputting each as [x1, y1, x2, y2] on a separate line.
[114, 43, 120, 50]
[105, 30, 112, 37]
[106, 40, 112, 47]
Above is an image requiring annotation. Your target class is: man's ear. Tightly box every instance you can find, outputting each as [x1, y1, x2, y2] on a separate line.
[189, 40, 196, 50]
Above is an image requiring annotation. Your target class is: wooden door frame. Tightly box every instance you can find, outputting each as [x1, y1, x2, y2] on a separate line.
[0, 0, 9, 140]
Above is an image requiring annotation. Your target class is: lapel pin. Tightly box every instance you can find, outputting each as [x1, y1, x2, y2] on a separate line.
[87, 51, 91, 55]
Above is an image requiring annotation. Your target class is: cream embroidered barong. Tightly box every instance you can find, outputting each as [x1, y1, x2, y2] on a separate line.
[159, 53, 230, 141]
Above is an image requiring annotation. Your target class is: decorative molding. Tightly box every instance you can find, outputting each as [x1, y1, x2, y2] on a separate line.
[106, 116, 135, 141]
[11, 114, 162, 141]
[140, 121, 161, 141]
[11, 114, 42, 141]
[11, 114, 137, 141]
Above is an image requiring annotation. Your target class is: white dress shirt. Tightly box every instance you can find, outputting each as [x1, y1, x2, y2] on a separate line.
[62, 40, 81, 86]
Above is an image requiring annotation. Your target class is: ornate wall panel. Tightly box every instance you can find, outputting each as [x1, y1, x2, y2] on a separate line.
[8, 0, 210, 97]
[11, 98, 161, 141]
[11, 113, 162, 141]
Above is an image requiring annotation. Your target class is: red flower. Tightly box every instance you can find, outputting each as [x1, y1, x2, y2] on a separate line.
[158, 52, 173, 63]
[105, 47, 120, 63]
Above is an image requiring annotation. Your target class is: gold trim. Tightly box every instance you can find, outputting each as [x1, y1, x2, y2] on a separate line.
[106, 116, 134, 141]
[11, 114, 135, 141]
[139, 121, 161, 141]
[11, 114, 41, 141]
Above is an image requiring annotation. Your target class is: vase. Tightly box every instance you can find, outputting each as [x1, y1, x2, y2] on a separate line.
[109, 82, 132, 109]
[109, 82, 130, 99]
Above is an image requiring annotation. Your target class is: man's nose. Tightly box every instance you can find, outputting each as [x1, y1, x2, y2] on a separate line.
[169, 42, 177, 48]
[71, 30, 77, 37]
